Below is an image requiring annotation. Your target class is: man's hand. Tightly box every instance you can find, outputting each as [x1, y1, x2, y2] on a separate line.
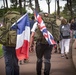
[29, 45, 34, 52]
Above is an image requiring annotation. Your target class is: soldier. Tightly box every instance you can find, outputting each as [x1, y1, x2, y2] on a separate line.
[54, 17, 62, 53]
[30, 12, 58, 75]
[2, 11, 20, 75]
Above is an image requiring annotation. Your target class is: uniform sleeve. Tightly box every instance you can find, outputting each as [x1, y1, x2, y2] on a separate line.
[31, 22, 37, 32]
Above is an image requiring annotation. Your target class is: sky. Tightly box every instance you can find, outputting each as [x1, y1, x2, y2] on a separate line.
[39, 0, 67, 13]
[0, 0, 67, 14]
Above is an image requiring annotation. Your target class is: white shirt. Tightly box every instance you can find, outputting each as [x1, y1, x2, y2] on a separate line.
[31, 22, 37, 32]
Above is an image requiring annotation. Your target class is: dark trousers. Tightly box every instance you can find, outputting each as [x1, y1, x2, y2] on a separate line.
[36, 42, 53, 75]
[3, 46, 19, 75]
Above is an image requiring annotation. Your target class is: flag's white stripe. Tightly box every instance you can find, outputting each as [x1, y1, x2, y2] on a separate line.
[37, 14, 39, 19]
[48, 31, 53, 44]
[40, 21, 45, 27]
[41, 27, 46, 32]
[48, 31, 53, 37]
[16, 26, 30, 49]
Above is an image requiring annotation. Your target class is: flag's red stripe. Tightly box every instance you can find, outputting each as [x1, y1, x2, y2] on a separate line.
[51, 40, 56, 44]
[16, 40, 29, 60]
[44, 34, 48, 38]
[37, 16, 43, 23]
[39, 25, 46, 30]
[34, 11, 56, 45]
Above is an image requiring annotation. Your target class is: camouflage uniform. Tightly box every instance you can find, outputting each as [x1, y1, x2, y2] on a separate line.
[35, 13, 60, 75]
[35, 14, 60, 43]
[2, 11, 21, 75]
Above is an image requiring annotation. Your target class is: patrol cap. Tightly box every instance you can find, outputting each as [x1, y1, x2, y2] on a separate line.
[39, 12, 44, 16]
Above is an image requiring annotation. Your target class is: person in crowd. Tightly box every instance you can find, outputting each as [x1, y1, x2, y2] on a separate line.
[60, 18, 71, 59]
[70, 18, 76, 49]
[70, 18, 76, 31]
[30, 13, 53, 75]
[54, 17, 64, 54]
[2, 11, 20, 75]
[70, 18, 76, 38]
[54, 41, 61, 54]
[30, 15, 35, 51]
[59, 17, 64, 54]
[30, 15, 35, 30]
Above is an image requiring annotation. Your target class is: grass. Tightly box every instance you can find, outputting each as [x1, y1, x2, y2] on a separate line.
[0, 44, 3, 57]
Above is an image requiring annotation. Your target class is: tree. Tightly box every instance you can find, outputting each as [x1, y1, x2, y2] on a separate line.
[5, 0, 8, 8]
[46, 0, 51, 14]
[15, 0, 17, 7]
[29, 0, 34, 10]
[23, 0, 26, 11]
[57, 0, 60, 16]
[35, 0, 40, 12]
[10, 0, 18, 8]
[67, 0, 72, 18]
[61, 0, 76, 18]
[3, 0, 5, 8]
[19, 0, 22, 14]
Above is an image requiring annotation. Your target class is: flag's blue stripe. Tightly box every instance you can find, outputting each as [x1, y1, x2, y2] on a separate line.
[50, 35, 54, 39]
[35, 11, 38, 17]
[48, 39, 51, 45]
[42, 28, 47, 33]
[17, 14, 30, 34]
[11, 14, 30, 35]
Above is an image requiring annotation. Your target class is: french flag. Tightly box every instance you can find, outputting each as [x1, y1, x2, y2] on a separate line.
[12, 13, 30, 60]
[34, 11, 56, 45]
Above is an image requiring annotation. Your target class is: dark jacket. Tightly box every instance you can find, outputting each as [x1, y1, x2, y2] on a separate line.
[70, 22, 76, 30]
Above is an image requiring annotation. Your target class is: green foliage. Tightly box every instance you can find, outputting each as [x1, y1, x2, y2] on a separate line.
[0, 9, 6, 17]
[10, 0, 16, 3]
[61, 0, 76, 19]
[0, 44, 3, 57]
[0, 7, 26, 17]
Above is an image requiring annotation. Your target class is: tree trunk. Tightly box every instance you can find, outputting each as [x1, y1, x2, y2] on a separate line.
[3, 0, 5, 8]
[47, 0, 50, 14]
[70, 0, 73, 18]
[5, 0, 8, 8]
[29, 0, 34, 10]
[19, 0, 22, 14]
[57, 0, 60, 16]
[67, 0, 73, 18]
[35, 0, 40, 12]
[24, 0, 26, 11]
[15, 0, 17, 8]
